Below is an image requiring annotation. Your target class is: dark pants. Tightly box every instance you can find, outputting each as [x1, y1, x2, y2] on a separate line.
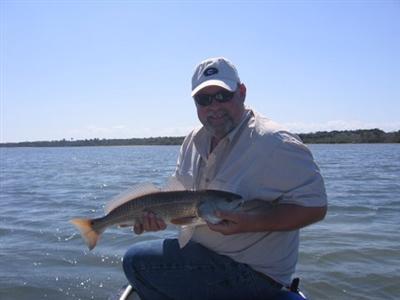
[122, 239, 282, 300]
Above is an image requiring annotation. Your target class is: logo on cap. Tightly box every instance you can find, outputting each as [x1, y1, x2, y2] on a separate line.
[204, 67, 218, 77]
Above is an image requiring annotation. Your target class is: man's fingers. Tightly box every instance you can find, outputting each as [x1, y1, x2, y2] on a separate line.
[143, 212, 152, 230]
[215, 210, 238, 222]
[133, 223, 144, 235]
[131, 212, 167, 235]
[207, 220, 234, 235]
[207, 221, 222, 231]
[142, 212, 167, 232]
[156, 217, 167, 230]
[207, 211, 250, 235]
[146, 212, 159, 231]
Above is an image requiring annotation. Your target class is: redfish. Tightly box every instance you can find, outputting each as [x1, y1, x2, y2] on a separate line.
[70, 180, 242, 250]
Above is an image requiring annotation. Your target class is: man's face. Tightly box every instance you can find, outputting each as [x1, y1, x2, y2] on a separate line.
[194, 84, 246, 139]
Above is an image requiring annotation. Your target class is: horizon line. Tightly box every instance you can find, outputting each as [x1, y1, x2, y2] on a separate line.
[1, 128, 399, 144]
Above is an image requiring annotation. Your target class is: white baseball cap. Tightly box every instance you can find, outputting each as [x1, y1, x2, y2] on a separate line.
[191, 57, 240, 97]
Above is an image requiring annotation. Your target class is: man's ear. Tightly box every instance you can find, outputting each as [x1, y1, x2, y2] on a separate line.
[239, 83, 247, 99]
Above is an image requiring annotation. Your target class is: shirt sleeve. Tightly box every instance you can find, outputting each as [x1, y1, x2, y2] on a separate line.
[172, 131, 196, 190]
[267, 132, 327, 207]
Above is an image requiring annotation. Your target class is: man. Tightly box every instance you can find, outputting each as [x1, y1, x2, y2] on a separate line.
[123, 57, 327, 300]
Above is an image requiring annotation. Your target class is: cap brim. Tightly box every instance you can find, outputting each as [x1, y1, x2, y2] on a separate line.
[191, 79, 238, 97]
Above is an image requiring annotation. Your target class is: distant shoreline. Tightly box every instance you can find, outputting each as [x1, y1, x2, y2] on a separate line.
[1, 129, 399, 147]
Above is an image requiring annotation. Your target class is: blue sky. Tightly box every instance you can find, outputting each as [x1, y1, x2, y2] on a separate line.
[1, 0, 399, 143]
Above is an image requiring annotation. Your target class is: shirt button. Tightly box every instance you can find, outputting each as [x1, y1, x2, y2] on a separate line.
[205, 178, 210, 183]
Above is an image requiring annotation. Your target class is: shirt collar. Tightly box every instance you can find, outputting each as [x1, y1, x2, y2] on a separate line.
[225, 108, 252, 142]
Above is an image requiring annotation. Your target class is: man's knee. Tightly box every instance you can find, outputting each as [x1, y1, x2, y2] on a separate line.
[122, 246, 138, 277]
[123, 239, 168, 275]
[123, 243, 150, 272]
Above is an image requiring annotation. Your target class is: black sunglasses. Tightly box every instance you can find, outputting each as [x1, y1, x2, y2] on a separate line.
[194, 90, 235, 107]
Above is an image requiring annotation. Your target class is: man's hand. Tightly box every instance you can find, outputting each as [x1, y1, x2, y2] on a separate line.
[133, 211, 167, 235]
[207, 211, 252, 235]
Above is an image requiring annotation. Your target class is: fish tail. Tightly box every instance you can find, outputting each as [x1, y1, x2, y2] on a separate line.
[70, 218, 105, 250]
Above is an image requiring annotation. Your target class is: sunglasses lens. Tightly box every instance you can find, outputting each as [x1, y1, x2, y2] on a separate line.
[214, 93, 225, 101]
[195, 94, 212, 106]
[215, 91, 234, 102]
[194, 90, 235, 106]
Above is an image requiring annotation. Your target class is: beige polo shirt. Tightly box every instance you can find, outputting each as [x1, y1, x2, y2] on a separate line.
[174, 108, 327, 285]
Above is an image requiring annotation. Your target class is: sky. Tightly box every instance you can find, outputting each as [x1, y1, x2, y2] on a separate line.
[1, 0, 399, 143]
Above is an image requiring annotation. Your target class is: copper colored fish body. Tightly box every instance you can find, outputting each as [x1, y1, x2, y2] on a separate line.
[70, 187, 242, 250]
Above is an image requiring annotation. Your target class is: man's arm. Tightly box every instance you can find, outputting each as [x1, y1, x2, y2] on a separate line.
[207, 204, 327, 235]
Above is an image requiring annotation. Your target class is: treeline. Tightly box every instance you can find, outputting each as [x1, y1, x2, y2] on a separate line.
[298, 129, 400, 144]
[1, 129, 399, 147]
[0, 136, 185, 148]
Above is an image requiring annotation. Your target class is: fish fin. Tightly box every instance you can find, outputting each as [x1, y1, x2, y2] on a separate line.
[161, 176, 186, 192]
[178, 226, 195, 248]
[105, 183, 160, 214]
[170, 216, 198, 225]
[70, 218, 105, 250]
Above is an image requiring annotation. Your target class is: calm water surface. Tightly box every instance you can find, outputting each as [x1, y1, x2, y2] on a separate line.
[0, 144, 399, 300]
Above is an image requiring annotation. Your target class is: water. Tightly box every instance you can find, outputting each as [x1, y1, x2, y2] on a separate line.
[0, 144, 399, 300]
